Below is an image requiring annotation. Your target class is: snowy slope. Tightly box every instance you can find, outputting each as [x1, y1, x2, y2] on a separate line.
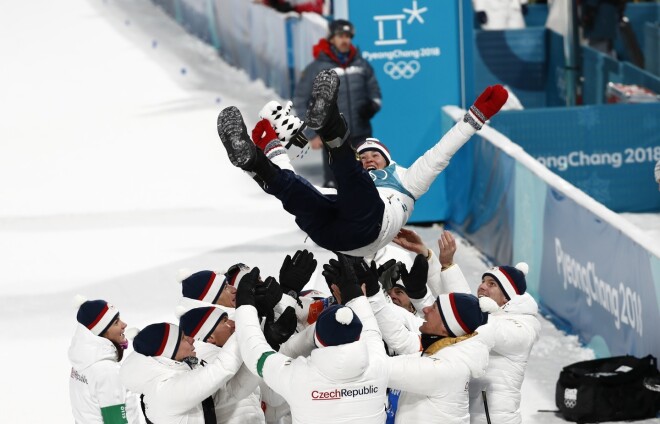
[1, 0, 657, 422]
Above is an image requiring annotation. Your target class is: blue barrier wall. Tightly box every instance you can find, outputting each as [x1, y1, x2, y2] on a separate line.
[490, 103, 660, 213]
[442, 106, 660, 360]
[645, 22, 660, 77]
[473, 27, 547, 108]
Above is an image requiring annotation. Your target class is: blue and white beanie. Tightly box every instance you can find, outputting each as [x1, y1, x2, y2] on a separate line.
[314, 305, 362, 347]
[75, 297, 119, 336]
[133, 323, 182, 359]
[482, 262, 529, 301]
[436, 293, 488, 337]
[179, 307, 228, 342]
[180, 270, 225, 304]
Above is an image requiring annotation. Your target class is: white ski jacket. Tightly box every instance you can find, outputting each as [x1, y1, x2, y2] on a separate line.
[344, 114, 479, 257]
[119, 335, 242, 424]
[437, 263, 541, 424]
[68, 323, 140, 424]
[469, 294, 540, 424]
[235, 297, 389, 424]
[388, 333, 493, 424]
[195, 342, 265, 424]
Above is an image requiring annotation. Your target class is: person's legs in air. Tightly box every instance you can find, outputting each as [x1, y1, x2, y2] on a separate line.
[305, 69, 384, 249]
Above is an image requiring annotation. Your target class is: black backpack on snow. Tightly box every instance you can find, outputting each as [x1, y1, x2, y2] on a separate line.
[555, 354, 660, 423]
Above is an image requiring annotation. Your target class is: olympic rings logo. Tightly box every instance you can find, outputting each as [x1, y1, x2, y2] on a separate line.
[383, 61, 420, 80]
[369, 169, 389, 181]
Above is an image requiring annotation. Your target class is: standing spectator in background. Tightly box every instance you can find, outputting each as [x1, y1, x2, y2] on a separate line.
[473, 0, 529, 30]
[580, 0, 627, 56]
[655, 160, 660, 191]
[293, 18, 382, 188]
[69, 296, 140, 424]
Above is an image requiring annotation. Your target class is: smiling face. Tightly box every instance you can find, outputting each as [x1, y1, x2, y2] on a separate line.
[207, 317, 235, 347]
[217, 284, 237, 308]
[477, 275, 508, 307]
[418, 303, 448, 336]
[387, 287, 414, 314]
[102, 316, 127, 346]
[359, 150, 388, 171]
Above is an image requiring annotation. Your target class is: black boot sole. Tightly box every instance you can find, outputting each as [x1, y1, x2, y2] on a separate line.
[305, 70, 340, 131]
[217, 106, 256, 169]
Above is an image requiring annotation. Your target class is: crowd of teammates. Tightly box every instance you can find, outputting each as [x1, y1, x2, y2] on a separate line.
[68, 226, 540, 424]
[68, 59, 539, 424]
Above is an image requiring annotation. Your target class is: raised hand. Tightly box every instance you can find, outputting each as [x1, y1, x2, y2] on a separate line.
[251, 118, 279, 150]
[377, 259, 404, 292]
[255, 276, 283, 317]
[400, 254, 429, 299]
[263, 307, 297, 351]
[236, 267, 260, 308]
[392, 228, 429, 256]
[279, 249, 317, 298]
[354, 259, 380, 297]
[437, 230, 457, 269]
[470, 85, 508, 125]
[322, 253, 362, 304]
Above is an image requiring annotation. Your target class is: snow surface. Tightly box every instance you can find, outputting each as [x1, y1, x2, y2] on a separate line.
[1, 0, 657, 422]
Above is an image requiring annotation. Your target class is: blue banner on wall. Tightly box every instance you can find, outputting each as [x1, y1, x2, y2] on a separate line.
[539, 188, 660, 359]
[340, 0, 472, 222]
[491, 103, 660, 213]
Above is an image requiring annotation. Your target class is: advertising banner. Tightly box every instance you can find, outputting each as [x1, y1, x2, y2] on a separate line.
[492, 103, 660, 212]
[539, 188, 660, 359]
[338, 0, 473, 222]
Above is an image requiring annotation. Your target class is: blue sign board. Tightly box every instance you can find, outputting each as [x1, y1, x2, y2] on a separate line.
[336, 0, 473, 222]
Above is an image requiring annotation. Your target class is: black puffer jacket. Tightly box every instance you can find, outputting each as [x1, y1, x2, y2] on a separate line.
[293, 38, 382, 142]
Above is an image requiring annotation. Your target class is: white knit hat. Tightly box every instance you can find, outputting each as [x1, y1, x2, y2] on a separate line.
[356, 138, 391, 166]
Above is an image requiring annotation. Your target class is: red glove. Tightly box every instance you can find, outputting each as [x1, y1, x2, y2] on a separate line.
[470, 85, 508, 124]
[251, 119, 279, 150]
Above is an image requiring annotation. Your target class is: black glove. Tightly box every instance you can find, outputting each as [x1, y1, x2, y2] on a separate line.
[279, 249, 317, 298]
[377, 259, 404, 292]
[322, 253, 362, 304]
[521, 4, 528, 16]
[400, 254, 429, 299]
[263, 307, 297, 351]
[255, 276, 283, 317]
[476, 11, 488, 25]
[354, 260, 380, 297]
[236, 267, 260, 308]
[358, 101, 379, 120]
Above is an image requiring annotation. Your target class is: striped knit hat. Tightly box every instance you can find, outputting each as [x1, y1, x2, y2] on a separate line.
[356, 138, 391, 166]
[436, 293, 488, 337]
[179, 307, 228, 342]
[75, 297, 119, 336]
[133, 323, 182, 359]
[181, 270, 225, 304]
[482, 262, 529, 301]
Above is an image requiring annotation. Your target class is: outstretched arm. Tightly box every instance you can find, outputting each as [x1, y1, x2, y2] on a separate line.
[402, 85, 508, 199]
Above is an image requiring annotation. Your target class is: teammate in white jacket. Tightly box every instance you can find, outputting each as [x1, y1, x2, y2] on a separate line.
[217, 70, 508, 258]
[69, 297, 140, 424]
[119, 322, 243, 424]
[179, 306, 266, 424]
[432, 241, 541, 424]
[234, 259, 390, 424]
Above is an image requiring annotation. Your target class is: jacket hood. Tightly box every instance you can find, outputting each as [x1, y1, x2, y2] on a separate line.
[502, 293, 538, 316]
[309, 338, 368, 381]
[68, 323, 118, 370]
[119, 351, 189, 394]
[313, 38, 357, 66]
